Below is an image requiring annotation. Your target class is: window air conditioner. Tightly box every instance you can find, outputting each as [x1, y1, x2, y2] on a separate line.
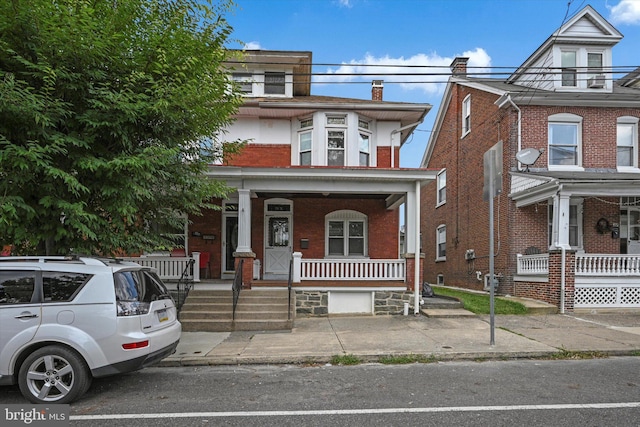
[588, 75, 605, 88]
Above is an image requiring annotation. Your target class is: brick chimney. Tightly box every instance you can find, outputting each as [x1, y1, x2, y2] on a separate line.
[450, 57, 469, 77]
[371, 80, 383, 101]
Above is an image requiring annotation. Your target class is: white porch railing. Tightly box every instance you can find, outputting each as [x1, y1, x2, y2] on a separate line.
[575, 254, 640, 276]
[119, 252, 201, 282]
[516, 253, 549, 275]
[292, 253, 405, 282]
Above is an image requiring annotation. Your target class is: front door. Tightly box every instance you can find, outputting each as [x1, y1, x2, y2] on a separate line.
[628, 208, 640, 254]
[222, 203, 238, 279]
[264, 200, 292, 280]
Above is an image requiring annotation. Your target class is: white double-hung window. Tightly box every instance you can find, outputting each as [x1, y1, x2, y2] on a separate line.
[561, 50, 577, 87]
[358, 119, 371, 166]
[436, 225, 446, 261]
[548, 113, 582, 169]
[298, 118, 313, 166]
[327, 116, 346, 166]
[617, 116, 639, 170]
[462, 95, 471, 136]
[436, 169, 446, 206]
[326, 210, 367, 257]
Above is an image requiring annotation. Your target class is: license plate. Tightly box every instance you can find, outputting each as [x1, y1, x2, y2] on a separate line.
[157, 309, 168, 322]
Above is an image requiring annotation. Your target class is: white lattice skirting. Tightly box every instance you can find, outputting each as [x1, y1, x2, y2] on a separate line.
[575, 282, 640, 308]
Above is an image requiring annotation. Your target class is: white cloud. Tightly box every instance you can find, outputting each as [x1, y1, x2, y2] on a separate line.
[608, 0, 640, 25]
[244, 41, 262, 50]
[335, 0, 353, 8]
[315, 48, 492, 95]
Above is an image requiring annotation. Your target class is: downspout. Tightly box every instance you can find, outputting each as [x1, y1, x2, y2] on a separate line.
[554, 184, 566, 314]
[390, 121, 425, 314]
[500, 94, 522, 168]
[414, 180, 421, 314]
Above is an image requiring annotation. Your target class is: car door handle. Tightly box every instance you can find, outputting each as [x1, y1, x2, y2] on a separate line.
[15, 313, 39, 319]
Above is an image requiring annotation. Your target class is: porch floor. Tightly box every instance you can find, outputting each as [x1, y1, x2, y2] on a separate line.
[184, 279, 409, 290]
[253, 280, 408, 288]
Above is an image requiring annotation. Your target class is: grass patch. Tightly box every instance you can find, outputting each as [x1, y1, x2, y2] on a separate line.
[433, 286, 528, 315]
[378, 354, 438, 364]
[330, 354, 362, 365]
[543, 349, 609, 360]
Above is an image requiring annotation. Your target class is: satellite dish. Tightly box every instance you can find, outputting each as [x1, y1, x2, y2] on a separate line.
[515, 148, 542, 166]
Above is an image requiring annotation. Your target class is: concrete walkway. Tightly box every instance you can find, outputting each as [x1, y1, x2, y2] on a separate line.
[159, 302, 640, 367]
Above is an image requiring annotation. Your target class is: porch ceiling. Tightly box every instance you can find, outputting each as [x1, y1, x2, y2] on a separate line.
[510, 170, 640, 207]
[206, 166, 435, 210]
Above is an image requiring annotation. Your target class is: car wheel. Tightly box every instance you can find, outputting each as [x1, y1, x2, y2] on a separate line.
[18, 345, 92, 404]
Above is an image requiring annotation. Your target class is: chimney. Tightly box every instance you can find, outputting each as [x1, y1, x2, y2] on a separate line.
[450, 57, 469, 77]
[371, 80, 383, 101]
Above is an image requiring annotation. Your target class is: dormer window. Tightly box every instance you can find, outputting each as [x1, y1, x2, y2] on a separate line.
[561, 51, 577, 87]
[264, 72, 285, 95]
[232, 73, 253, 94]
[556, 47, 609, 90]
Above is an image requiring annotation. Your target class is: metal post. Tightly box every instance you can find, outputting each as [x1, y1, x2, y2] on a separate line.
[489, 151, 495, 346]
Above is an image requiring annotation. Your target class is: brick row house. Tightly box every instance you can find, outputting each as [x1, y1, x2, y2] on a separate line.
[176, 50, 435, 315]
[421, 5, 640, 311]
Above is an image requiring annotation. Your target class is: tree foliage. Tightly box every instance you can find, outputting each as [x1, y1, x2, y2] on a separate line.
[0, 0, 244, 255]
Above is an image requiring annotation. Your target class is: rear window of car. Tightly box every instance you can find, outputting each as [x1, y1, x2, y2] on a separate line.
[114, 270, 171, 303]
[43, 271, 92, 302]
[0, 270, 36, 304]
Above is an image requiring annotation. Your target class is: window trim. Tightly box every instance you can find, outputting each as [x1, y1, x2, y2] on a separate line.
[297, 117, 313, 166]
[560, 49, 578, 87]
[617, 116, 639, 171]
[548, 113, 583, 171]
[325, 210, 368, 258]
[436, 169, 446, 207]
[462, 95, 471, 136]
[436, 224, 446, 262]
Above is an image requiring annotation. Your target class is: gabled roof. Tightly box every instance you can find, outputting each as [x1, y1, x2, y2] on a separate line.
[420, 5, 636, 168]
[507, 5, 623, 85]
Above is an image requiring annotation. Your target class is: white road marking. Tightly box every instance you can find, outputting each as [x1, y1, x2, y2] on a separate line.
[71, 402, 640, 420]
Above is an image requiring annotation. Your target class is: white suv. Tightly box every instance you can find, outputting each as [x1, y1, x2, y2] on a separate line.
[0, 256, 181, 404]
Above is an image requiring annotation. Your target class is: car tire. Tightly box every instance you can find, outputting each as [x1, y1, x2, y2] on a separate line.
[18, 345, 92, 404]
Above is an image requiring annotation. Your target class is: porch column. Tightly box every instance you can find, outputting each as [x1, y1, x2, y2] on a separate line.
[234, 188, 255, 289]
[236, 189, 252, 253]
[553, 192, 572, 249]
[404, 187, 418, 255]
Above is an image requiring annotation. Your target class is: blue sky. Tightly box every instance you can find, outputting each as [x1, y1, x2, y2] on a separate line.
[225, 0, 640, 167]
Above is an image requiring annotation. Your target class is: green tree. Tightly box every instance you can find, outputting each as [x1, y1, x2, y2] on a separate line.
[0, 0, 245, 255]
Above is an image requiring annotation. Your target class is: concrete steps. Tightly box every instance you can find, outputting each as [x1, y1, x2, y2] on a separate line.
[179, 289, 294, 332]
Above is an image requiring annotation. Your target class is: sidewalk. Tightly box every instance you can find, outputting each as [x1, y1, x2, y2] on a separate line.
[159, 304, 640, 367]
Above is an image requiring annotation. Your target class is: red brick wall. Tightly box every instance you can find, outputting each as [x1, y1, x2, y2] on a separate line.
[520, 106, 640, 169]
[422, 82, 640, 294]
[189, 197, 400, 279]
[226, 144, 291, 167]
[421, 84, 511, 291]
[188, 203, 224, 278]
[292, 197, 399, 259]
[376, 146, 401, 168]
